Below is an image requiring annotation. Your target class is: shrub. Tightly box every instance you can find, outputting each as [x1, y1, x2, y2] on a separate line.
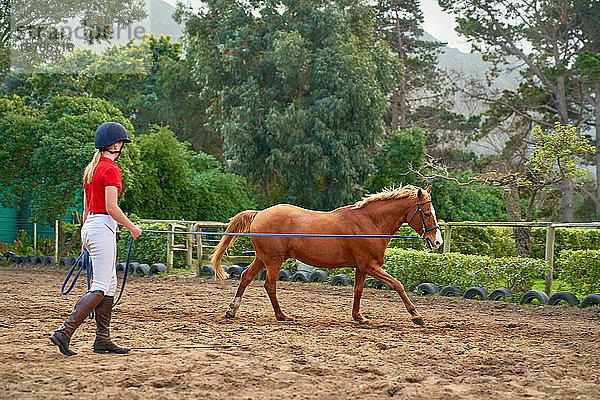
[555, 250, 600, 295]
[334, 249, 546, 299]
[389, 225, 600, 261]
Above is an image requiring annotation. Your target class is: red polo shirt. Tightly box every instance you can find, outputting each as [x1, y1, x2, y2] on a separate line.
[84, 157, 122, 213]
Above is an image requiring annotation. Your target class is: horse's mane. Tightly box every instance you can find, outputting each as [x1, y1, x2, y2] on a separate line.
[352, 185, 419, 209]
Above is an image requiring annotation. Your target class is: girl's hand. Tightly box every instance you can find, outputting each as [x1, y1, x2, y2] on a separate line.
[130, 225, 142, 239]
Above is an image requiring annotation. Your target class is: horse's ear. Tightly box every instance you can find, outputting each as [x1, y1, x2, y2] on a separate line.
[426, 185, 432, 194]
[417, 188, 424, 199]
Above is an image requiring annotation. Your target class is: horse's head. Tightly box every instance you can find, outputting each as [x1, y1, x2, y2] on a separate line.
[407, 186, 443, 251]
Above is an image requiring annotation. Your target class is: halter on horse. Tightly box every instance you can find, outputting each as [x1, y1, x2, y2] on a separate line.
[211, 185, 442, 325]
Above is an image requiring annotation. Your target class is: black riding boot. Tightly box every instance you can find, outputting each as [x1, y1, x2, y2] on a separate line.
[50, 291, 105, 356]
[92, 295, 130, 354]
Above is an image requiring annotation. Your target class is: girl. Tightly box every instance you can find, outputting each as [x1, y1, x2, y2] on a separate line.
[50, 122, 142, 356]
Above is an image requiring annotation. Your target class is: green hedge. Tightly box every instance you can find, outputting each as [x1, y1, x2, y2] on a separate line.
[337, 249, 547, 299]
[389, 225, 600, 261]
[555, 250, 600, 295]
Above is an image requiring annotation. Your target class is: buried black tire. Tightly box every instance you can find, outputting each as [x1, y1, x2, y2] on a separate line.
[115, 262, 127, 273]
[10, 255, 23, 264]
[309, 270, 329, 284]
[136, 263, 151, 276]
[26, 255, 37, 265]
[580, 294, 600, 308]
[278, 269, 292, 281]
[548, 291, 579, 307]
[519, 289, 549, 305]
[331, 274, 352, 287]
[129, 262, 140, 274]
[33, 256, 46, 266]
[43, 256, 56, 266]
[372, 280, 391, 290]
[488, 288, 514, 302]
[439, 285, 462, 297]
[416, 282, 439, 296]
[151, 263, 167, 275]
[463, 286, 488, 300]
[197, 264, 213, 277]
[3, 251, 16, 260]
[291, 271, 311, 283]
[227, 265, 244, 279]
[59, 257, 74, 267]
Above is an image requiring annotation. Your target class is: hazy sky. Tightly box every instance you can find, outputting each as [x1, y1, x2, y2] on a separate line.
[161, 0, 471, 53]
[420, 0, 470, 53]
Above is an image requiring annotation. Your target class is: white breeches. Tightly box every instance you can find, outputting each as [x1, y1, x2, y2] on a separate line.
[81, 214, 118, 296]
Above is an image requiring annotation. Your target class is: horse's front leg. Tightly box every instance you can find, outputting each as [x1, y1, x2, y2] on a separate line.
[366, 262, 424, 325]
[352, 268, 369, 324]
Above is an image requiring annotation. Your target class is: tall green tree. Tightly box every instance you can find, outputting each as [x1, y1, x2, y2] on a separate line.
[15, 35, 220, 157]
[439, 0, 592, 222]
[122, 125, 254, 221]
[177, 0, 399, 209]
[573, 0, 600, 215]
[368, 126, 425, 192]
[1, 0, 146, 76]
[0, 95, 138, 255]
[374, 0, 445, 132]
[423, 122, 594, 256]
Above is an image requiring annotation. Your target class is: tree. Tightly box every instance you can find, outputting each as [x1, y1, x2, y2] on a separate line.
[0, 95, 138, 255]
[177, 0, 399, 209]
[573, 0, 600, 215]
[368, 126, 425, 192]
[374, 0, 445, 132]
[0, 94, 43, 203]
[439, 0, 593, 222]
[1, 0, 146, 75]
[421, 122, 594, 256]
[121, 125, 254, 221]
[13, 34, 221, 157]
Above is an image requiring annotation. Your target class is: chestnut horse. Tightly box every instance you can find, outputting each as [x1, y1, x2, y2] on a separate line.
[211, 185, 443, 325]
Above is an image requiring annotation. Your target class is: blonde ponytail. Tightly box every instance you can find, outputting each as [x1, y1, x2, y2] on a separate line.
[83, 150, 101, 184]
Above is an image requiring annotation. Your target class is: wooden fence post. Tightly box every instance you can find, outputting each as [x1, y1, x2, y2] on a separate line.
[544, 225, 556, 296]
[192, 224, 203, 276]
[54, 219, 59, 262]
[186, 223, 193, 268]
[166, 223, 174, 272]
[443, 225, 452, 253]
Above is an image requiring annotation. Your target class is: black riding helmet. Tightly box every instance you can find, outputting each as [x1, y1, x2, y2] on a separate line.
[94, 122, 131, 160]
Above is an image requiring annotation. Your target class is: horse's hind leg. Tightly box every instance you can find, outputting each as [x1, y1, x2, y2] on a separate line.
[263, 261, 291, 321]
[366, 262, 424, 325]
[225, 258, 265, 319]
[352, 269, 369, 324]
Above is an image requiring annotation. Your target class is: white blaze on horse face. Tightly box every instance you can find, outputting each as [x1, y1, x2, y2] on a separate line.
[430, 203, 443, 250]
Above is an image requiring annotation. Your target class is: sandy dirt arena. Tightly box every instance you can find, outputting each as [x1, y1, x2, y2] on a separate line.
[1, 266, 599, 399]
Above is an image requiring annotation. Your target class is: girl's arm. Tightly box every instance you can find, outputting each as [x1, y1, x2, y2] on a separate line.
[105, 186, 142, 239]
[83, 189, 89, 224]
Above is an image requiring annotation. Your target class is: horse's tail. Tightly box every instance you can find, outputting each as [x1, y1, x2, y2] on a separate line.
[211, 210, 259, 281]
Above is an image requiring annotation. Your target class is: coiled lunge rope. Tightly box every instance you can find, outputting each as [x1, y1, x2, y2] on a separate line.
[60, 237, 134, 312]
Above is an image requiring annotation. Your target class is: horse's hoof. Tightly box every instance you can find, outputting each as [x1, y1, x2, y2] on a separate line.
[276, 314, 293, 321]
[353, 315, 369, 324]
[411, 317, 425, 326]
[225, 310, 236, 319]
